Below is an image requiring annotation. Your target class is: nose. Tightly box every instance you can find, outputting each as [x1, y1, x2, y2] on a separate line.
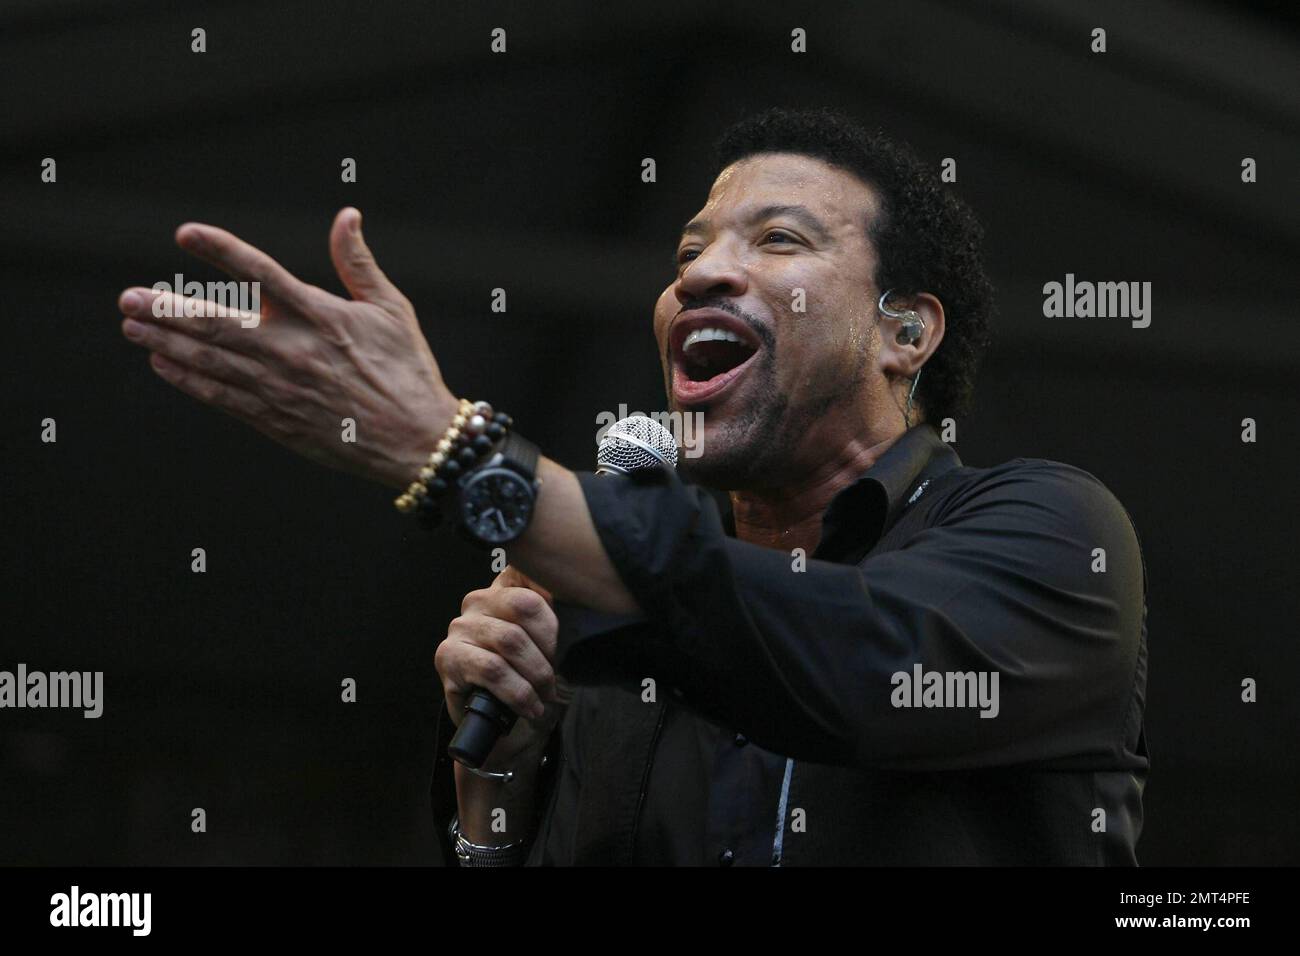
[673, 238, 748, 306]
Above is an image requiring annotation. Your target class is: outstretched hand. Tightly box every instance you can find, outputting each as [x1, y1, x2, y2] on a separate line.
[118, 207, 459, 490]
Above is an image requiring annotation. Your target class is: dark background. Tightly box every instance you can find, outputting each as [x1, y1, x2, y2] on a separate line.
[1, 0, 1296, 866]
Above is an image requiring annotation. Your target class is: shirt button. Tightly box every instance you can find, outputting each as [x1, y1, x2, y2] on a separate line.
[718, 848, 735, 866]
[733, 733, 748, 747]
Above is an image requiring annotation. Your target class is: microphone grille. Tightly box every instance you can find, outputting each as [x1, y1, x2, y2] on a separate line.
[597, 415, 679, 474]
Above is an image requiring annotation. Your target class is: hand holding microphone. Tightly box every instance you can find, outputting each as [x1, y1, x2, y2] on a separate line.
[435, 564, 571, 774]
[443, 416, 679, 771]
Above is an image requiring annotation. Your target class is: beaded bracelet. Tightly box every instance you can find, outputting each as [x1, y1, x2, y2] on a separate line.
[393, 398, 514, 528]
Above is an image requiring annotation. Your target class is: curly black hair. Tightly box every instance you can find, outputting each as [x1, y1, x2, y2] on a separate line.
[713, 107, 994, 423]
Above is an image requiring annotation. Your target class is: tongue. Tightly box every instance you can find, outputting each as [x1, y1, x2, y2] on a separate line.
[685, 340, 754, 381]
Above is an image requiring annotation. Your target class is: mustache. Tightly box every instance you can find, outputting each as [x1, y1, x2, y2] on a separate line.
[673, 300, 777, 352]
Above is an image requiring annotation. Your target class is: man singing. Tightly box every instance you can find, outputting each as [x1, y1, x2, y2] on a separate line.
[117, 107, 1148, 866]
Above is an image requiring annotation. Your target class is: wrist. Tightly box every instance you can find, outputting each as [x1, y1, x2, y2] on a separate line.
[386, 393, 460, 491]
[391, 398, 517, 528]
[449, 812, 531, 865]
[452, 744, 552, 853]
[454, 733, 553, 784]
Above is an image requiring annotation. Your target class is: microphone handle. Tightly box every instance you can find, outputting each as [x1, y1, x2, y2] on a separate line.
[447, 687, 519, 769]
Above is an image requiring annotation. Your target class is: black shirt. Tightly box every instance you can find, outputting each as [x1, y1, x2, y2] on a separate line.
[429, 423, 1150, 865]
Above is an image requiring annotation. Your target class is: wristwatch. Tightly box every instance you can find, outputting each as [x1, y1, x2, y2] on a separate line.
[455, 431, 541, 546]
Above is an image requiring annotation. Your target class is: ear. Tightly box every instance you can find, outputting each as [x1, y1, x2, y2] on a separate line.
[877, 292, 946, 381]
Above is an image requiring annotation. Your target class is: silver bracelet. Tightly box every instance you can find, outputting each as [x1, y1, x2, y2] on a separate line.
[449, 814, 529, 867]
[456, 753, 548, 784]
[462, 765, 514, 783]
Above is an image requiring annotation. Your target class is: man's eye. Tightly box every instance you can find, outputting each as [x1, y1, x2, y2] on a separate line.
[676, 232, 793, 269]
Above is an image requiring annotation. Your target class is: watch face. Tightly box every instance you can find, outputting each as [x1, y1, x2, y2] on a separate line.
[460, 468, 535, 544]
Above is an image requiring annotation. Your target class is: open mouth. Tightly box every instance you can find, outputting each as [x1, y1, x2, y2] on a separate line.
[681, 328, 758, 381]
[669, 309, 763, 405]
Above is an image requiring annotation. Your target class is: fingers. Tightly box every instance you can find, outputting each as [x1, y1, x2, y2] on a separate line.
[461, 585, 559, 660]
[492, 564, 555, 605]
[122, 312, 268, 389]
[328, 207, 410, 311]
[436, 637, 549, 720]
[437, 581, 562, 721]
[174, 221, 327, 316]
[119, 286, 263, 352]
[451, 609, 557, 699]
[146, 352, 270, 422]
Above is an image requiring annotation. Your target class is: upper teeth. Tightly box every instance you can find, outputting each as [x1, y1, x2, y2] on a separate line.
[683, 326, 744, 352]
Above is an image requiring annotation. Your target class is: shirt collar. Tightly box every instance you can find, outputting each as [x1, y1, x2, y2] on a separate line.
[719, 423, 962, 556]
[853, 422, 962, 543]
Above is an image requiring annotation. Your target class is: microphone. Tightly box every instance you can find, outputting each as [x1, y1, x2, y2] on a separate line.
[447, 416, 679, 770]
[595, 414, 681, 475]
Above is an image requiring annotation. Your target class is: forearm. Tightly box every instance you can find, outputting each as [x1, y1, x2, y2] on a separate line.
[506, 457, 640, 616]
[452, 738, 551, 847]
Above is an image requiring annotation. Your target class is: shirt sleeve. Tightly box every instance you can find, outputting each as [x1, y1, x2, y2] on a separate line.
[555, 463, 1147, 772]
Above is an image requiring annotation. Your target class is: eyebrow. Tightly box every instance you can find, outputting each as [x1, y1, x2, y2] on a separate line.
[679, 203, 833, 244]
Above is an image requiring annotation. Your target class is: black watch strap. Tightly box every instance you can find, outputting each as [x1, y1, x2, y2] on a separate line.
[497, 430, 539, 480]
